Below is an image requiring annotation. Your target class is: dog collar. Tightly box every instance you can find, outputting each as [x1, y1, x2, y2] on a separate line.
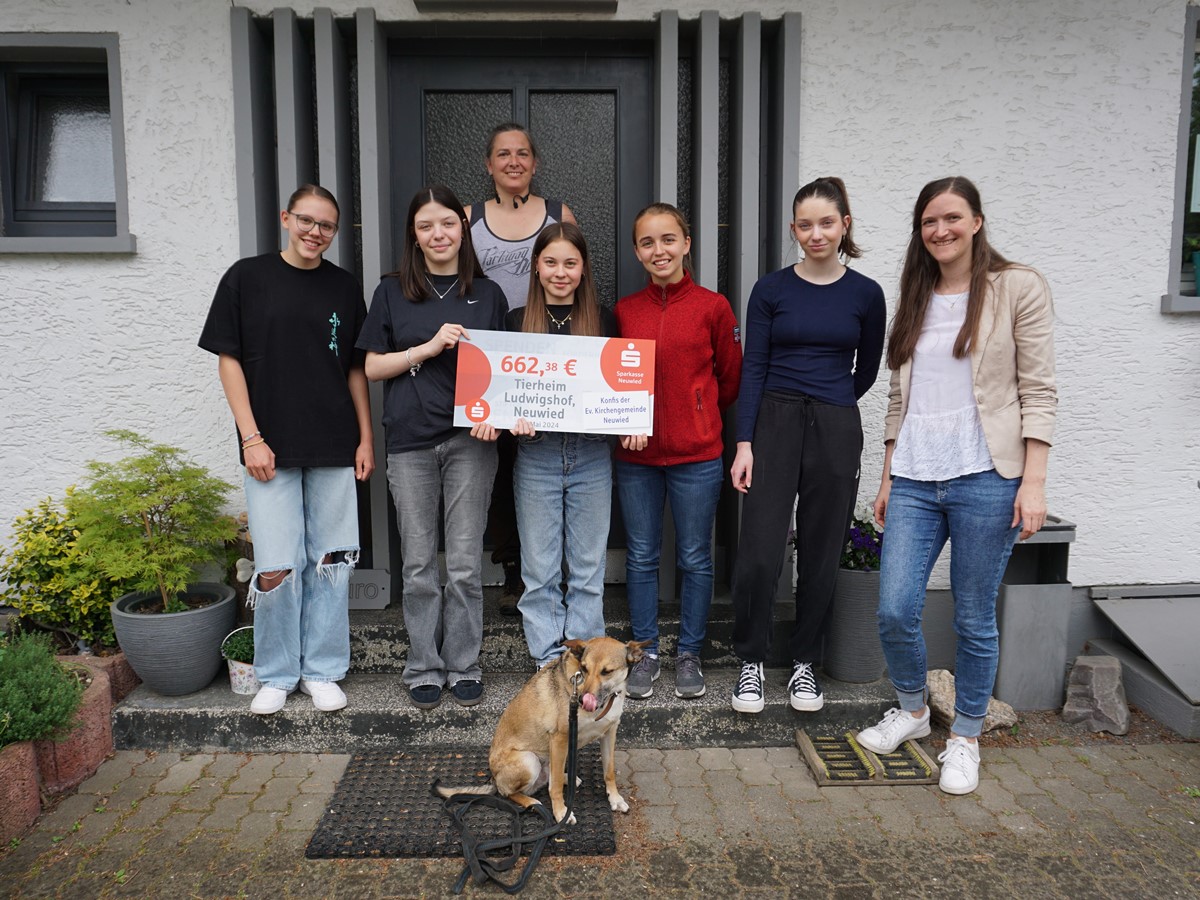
[593, 693, 617, 722]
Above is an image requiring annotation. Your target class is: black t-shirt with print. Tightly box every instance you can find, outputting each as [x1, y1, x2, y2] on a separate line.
[356, 273, 509, 453]
[198, 252, 367, 468]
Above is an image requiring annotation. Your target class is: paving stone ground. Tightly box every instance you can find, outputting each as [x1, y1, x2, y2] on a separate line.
[2, 735, 1198, 898]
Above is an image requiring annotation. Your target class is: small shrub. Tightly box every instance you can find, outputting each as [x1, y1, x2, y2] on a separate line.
[0, 494, 125, 650]
[69, 430, 237, 614]
[0, 632, 84, 747]
[220, 627, 254, 664]
[840, 512, 882, 571]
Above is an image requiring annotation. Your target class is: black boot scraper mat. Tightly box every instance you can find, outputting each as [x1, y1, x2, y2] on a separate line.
[306, 746, 616, 858]
[795, 729, 940, 786]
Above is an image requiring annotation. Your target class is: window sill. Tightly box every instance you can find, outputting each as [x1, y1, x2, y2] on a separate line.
[0, 234, 136, 254]
[1161, 292, 1200, 314]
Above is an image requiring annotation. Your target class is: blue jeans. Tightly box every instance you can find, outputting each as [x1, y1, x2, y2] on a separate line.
[877, 470, 1020, 738]
[616, 456, 724, 657]
[243, 467, 359, 691]
[514, 433, 612, 666]
[387, 431, 497, 689]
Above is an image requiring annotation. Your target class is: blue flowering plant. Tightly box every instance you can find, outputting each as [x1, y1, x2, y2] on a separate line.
[840, 512, 882, 571]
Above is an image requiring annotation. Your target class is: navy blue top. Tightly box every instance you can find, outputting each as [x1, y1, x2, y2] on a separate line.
[735, 265, 887, 443]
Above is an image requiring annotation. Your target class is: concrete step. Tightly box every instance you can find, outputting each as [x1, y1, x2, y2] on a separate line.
[112, 669, 895, 752]
[348, 585, 804, 673]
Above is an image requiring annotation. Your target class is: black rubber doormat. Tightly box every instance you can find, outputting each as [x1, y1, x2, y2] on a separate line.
[306, 747, 617, 859]
[795, 729, 940, 786]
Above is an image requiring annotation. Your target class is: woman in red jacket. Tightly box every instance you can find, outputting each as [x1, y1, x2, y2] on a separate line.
[615, 203, 742, 700]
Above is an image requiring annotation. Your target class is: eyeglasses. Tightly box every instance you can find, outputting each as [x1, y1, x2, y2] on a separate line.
[288, 212, 339, 237]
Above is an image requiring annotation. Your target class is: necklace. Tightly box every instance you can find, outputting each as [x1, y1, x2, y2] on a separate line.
[546, 306, 572, 328]
[426, 276, 459, 301]
[940, 290, 968, 310]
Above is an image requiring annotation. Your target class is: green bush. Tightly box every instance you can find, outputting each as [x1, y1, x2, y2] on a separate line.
[0, 494, 125, 650]
[220, 626, 254, 664]
[70, 430, 237, 614]
[0, 632, 84, 747]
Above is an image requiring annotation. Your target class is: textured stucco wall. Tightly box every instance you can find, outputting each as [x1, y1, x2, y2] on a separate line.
[1, 0, 1197, 588]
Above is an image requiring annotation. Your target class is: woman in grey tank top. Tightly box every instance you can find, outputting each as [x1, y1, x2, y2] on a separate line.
[465, 122, 576, 312]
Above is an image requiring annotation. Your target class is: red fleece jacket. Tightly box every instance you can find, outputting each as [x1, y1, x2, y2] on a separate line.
[614, 274, 742, 467]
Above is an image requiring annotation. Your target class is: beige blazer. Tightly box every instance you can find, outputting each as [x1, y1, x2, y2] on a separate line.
[883, 265, 1057, 480]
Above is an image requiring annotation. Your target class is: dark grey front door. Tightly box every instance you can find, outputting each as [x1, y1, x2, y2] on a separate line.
[389, 41, 653, 305]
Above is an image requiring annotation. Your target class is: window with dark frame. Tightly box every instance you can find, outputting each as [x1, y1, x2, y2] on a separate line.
[0, 36, 131, 249]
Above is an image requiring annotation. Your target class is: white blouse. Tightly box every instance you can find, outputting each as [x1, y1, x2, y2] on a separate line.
[890, 292, 994, 481]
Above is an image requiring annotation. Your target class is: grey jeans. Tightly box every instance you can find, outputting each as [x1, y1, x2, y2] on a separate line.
[386, 431, 498, 688]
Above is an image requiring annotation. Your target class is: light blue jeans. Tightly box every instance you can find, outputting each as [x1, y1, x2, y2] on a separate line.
[616, 456, 724, 657]
[877, 469, 1020, 738]
[243, 467, 359, 691]
[514, 433, 612, 667]
[387, 431, 497, 689]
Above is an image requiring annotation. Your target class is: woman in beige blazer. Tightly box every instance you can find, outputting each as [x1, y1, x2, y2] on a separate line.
[854, 176, 1056, 796]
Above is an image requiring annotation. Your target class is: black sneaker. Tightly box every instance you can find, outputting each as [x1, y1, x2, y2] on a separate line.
[451, 680, 484, 706]
[788, 661, 824, 712]
[499, 563, 522, 617]
[731, 661, 765, 713]
[626, 655, 660, 699]
[409, 684, 442, 710]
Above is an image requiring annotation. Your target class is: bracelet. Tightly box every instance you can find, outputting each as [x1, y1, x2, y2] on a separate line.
[242, 438, 266, 450]
[240, 430, 262, 447]
[405, 347, 421, 377]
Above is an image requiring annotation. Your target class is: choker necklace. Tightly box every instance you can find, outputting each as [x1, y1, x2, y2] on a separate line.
[546, 306, 572, 328]
[426, 276, 459, 301]
[494, 190, 531, 209]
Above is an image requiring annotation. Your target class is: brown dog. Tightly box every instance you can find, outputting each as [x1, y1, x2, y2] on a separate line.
[435, 636, 649, 823]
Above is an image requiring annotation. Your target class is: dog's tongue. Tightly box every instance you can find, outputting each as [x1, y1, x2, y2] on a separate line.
[581, 692, 598, 712]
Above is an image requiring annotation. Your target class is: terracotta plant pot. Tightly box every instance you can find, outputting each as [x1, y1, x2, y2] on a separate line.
[35, 667, 114, 795]
[0, 741, 42, 844]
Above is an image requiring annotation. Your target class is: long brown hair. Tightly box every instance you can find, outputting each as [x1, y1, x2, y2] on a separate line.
[631, 202, 694, 278]
[392, 185, 484, 302]
[519, 223, 601, 337]
[887, 176, 1011, 369]
[793, 177, 861, 259]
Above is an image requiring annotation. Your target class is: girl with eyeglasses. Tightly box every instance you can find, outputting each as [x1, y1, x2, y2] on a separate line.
[356, 184, 508, 710]
[199, 183, 374, 716]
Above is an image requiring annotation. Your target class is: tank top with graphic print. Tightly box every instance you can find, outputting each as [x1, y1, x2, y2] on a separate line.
[469, 198, 564, 310]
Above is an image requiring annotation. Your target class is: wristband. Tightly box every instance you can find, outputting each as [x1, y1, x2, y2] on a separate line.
[240, 430, 262, 447]
[406, 347, 421, 377]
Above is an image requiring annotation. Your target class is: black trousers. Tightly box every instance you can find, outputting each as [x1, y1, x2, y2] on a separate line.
[731, 391, 862, 664]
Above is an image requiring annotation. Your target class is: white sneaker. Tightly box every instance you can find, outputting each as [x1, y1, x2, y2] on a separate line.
[856, 706, 932, 754]
[731, 661, 765, 714]
[300, 680, 347, 712]
[937, 736, 981, 795]
[250, 685, 290, 715]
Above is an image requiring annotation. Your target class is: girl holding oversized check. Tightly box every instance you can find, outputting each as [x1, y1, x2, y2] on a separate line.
[469, 223, 617, 669]
[356, 185, 508, 712]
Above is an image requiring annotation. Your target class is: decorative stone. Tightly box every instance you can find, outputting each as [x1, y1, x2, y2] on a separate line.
[80, 652, 140, 702]
[35, 667, 114, 795]
[1061, 655, 1130, 734]
[926, 668, 1019, 733]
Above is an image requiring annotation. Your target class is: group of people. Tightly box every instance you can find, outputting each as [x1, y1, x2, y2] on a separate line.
[199, 122, 1056, 797]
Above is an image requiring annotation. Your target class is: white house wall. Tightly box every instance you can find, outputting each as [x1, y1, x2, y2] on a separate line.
[0, 0, 1196, 589]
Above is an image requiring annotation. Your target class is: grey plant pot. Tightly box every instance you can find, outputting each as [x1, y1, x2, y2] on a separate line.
[824, 568, 886, 684]
[111, 583, 236, 696]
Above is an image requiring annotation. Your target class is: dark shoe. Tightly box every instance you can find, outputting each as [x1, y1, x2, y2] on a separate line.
[788, 661, 824, 712]
[731, 661, 765, 713]
[674, 653, 706, 698]
[452, 680, 484, 706]
[626, 655, 660, 699]
[409, 684, 442, 710]
[499, 563, 522, 617]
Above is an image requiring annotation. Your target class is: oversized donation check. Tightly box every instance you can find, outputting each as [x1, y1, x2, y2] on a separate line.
[453, 330, 655, 434]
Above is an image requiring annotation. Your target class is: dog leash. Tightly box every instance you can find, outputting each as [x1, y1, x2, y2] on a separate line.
[438, 671, 583, 895]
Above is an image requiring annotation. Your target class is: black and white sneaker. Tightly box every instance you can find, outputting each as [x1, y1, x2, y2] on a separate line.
[731, 661, 765, 713]
[788, 661, 824, 712]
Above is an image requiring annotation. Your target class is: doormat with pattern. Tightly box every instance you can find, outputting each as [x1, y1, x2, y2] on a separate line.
[795, 729, 940, 786]
[306, 746, 617, 859]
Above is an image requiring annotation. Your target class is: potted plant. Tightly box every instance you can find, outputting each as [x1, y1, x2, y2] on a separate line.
[220, 625, 260, 695]
[824, 511, 886, 683]
[0, 632, 85, 843]
[70, 430, 238, 696]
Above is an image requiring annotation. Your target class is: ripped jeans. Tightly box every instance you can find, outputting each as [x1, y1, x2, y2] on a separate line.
[243, 467, 359, 690]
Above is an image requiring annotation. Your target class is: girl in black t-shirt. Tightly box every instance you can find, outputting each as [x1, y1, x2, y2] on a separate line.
[199, 184, 374, 717]
[356, 185, 507, 710]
